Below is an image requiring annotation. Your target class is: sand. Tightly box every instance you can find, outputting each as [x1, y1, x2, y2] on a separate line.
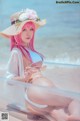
[0, 64, 80, 121]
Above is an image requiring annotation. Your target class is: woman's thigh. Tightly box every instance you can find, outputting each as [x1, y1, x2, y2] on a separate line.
[27, 77, 55, 104]
[32, 77, 54, 87]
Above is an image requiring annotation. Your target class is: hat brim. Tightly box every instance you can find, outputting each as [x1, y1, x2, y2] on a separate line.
[0, 19, 46, 39]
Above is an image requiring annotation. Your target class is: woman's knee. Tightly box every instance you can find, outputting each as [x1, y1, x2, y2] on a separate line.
[68, 99, 80, 114]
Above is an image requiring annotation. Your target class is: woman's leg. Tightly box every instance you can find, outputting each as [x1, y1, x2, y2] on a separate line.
[25, 77, 54, 114]
[27, 77, 71, 107]
[68, 99, 80, 121]
[51, 109, 69, 121]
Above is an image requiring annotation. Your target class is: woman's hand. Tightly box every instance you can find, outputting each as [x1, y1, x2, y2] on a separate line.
[12, 64, 46, 83]
[24, 66, 38, 79]
[11, 67, 38, 83]
[12, 76, 27, 82]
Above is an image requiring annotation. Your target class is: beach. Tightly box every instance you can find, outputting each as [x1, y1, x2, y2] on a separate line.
[0, 64, 80, 121]
[0, 0, 80, 120]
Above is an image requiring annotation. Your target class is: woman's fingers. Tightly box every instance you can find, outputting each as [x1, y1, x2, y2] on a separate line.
[25, 67, 38, 75]
[25, 66, 31, 70]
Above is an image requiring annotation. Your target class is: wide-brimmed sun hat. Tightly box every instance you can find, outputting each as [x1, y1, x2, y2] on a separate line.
[0, 8, 46, 38]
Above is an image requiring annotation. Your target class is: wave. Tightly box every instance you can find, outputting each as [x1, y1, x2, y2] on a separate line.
[44, 58, 80, 67]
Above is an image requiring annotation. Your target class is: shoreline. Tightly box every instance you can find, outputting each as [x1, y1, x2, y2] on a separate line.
[44, 60, 80, 67]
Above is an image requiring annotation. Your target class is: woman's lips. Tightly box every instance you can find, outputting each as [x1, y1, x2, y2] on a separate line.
[26, 37, 30, 39]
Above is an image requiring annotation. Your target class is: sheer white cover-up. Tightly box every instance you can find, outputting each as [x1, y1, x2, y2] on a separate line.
[0, 47, 80, 113]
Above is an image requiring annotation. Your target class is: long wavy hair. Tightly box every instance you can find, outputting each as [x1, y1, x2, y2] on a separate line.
[10, 21, 44, 62]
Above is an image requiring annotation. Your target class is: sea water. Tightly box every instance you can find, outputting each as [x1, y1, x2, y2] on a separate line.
[0, 0, 80, 65]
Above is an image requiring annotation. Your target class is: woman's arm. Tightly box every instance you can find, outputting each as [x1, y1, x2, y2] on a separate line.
[6, 51, 19, 79]
[6, 49, 30, 83]
[6, 50, 26, 83]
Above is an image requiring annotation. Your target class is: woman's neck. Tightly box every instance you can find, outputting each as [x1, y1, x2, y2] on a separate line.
[22, 43, 30, 49]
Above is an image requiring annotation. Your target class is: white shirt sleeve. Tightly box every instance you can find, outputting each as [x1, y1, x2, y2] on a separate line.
[6, 50, 19, 80]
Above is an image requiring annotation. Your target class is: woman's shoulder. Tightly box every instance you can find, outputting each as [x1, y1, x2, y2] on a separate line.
[11, 47, 22, 55]
[9, 47, 23, 60]
[8, 47, 23, 64]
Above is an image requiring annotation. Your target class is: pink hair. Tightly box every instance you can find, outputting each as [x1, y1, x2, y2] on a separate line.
[10, 21, 44, 62]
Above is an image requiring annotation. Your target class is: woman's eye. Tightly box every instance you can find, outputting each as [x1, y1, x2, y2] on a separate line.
[23, 29, 26, 31]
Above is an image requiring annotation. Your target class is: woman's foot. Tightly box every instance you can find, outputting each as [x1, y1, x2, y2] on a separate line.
[68, 115, 80, 121]
[50, 109, 69, 121]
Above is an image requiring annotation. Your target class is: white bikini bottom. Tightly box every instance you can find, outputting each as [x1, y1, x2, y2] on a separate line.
[25, 89, 53, 114]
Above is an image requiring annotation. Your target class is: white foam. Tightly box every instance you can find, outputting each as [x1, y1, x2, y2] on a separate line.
[44, 57, 80, 68]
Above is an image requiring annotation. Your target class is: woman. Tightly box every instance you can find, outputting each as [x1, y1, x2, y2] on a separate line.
[0, 9, 80, 121]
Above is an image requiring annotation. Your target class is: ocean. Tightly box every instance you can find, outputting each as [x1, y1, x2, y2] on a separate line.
[0, 0, 80, 65]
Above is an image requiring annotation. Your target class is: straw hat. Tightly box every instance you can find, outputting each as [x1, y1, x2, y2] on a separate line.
[0, 9, 46, 38]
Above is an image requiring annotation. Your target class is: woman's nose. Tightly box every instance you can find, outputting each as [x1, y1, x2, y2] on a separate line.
[26, 30, 30, 36]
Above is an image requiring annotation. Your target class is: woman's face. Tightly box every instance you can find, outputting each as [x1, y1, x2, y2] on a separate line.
[21, 24, 34, 45]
